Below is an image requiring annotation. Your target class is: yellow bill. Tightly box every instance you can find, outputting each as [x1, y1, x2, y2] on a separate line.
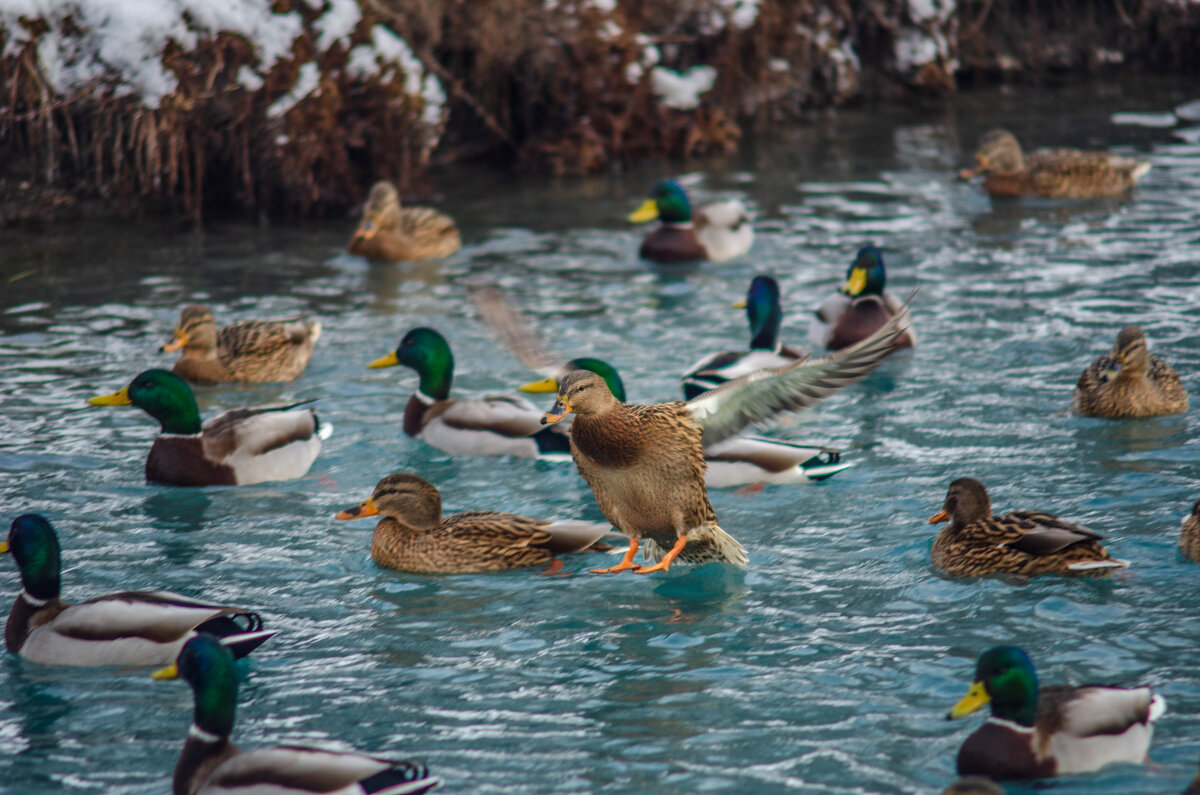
[948, 681, 990, 719]
[0, 540, 9, 554]
[151, 662, 179, 680]
[87, 387, 132, 406]
[732, 299, 747, 309]
[367, 352, 400, 369]
[841, 267, 868, 297]
[628, 199, 660, 224]
[518, 376, 560, 394]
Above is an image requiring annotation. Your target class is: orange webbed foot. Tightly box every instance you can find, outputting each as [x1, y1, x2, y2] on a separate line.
[590, 540, 639, 574]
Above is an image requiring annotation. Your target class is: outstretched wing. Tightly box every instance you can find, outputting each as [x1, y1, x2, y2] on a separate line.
[471, 287, 564, 377]
[687, 293, 913, 447]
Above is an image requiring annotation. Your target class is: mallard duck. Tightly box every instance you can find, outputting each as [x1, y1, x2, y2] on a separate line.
[87, 369, 329, 486]
[367, 327, 571, 459]
[1185, 766, 1200, 795]
[540, 310, 910, 573]
[682, 275, 808, 399]
[941, 779, 1005, 795]
[958, 129, 1151, 199]
[1073, 325, 1188, 419]
[628, 179, 753, 263]
[809, 246, 916, 351]
[334, 473, 612, 573]
[154, 634, 440, 795]
[1181, 498, 1200, 562]
[469, 287, 851, 487]
[2, 514, 273, 666]
[161, 304, 321, 384]
[347, 180, 460, 262]
[929, 478, 1126, 577]
[947, 645, 1165, 779]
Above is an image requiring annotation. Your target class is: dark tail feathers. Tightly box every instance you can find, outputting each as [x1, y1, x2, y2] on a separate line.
[197, 612, 275, 659]
[360, 761, 441, 795]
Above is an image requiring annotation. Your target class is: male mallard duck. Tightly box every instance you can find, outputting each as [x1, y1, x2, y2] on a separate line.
[958, 129, 1151, 199]
[1181, 498, 1200, 562]
[540, 311, 910, 573]
[2, 514, 273, 666]
[1073, 325, 1188, 419]
[348, 180, 460, 262]
[87, 369, 329, 486]
[334, 473, 612, 573]
[154, 634, 440, 795]
[161, 304, 321, 384]
[929, 478, 1126, 577]
[628, 179, 753, 263]
[367, 327, 571, 459]
[469, 287, 850, 487]
[809, 246, 916, 351]
[947, 645, 1165, 779]
[682, 275, 808, 399]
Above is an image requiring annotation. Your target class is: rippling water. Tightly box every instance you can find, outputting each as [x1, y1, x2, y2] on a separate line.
[2, 79, 1199, 794]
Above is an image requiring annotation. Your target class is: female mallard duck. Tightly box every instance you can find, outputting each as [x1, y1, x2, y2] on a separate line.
[540, 312, 910, 573]
[87, 369, 329, 486]
[1073, 325, 1187, 419]
[154, 634, 440, 795]
[367, 327, 570, 459]
[2, 514, 273, 666]
[948, 645, 1165, 779]
[519, 358, 850, 488]
[348, 180, 460, 262]
[809, 246, 916, 351]
[334, 473, 611, 573]
[959, 129, 1150, 199]
[1181, 498, 1200, 562]
[682, 275, 808, 399]
[628, 179, 753, 263]
[929, 478, 1126, 577]
[161, 304, 321, 384]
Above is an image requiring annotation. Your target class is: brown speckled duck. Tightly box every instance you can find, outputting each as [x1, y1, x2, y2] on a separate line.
[87, 369, 329, 486]
[334, 473, 612, 573]
[948, 645, 1164, 780]
[1073, 325, 1187, 419]
[348, 181, 460, 262]
[161, 304, 321, 384]
[541, 310, 910, 573]
[959, 129, 1150, 199]
[1181, 499, 1200, 562]
[929, 478, 1126, 577]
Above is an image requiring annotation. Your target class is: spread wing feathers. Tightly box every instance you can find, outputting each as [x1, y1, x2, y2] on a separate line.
[204, 747, 439, 795]
[689, 298, 911, 447]
[51, 591, 252, 642]
[1001, 511, 1104, 556]
[218, 320, 317, 358]
[470, 287, 563, 376]
[684, 348, 807, 386]
[1040, 685, 1161, 738]
[438, 395, 547, 437]
[201, 402, 318, 459]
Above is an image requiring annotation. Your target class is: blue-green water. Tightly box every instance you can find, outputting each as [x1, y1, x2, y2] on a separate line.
[2, 79, 1199, 794]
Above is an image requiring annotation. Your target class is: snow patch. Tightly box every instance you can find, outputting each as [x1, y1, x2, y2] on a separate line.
[314, 0, 361, 51]
[268, 61, 320, 119]
[346, 25, 445, 129]
[651, 65, 717, 110]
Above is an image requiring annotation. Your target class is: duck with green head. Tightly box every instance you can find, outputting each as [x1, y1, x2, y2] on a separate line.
[809, 245, 916, 351]
[682, 275, 808, 399]
[629, 179, 753, 263]
[2, 514, 273, 666]
[87, 368, 328, 486]
[948, 645, 1165, 779]
[367, 327, 571, 459]
[154, 634, 440, 795]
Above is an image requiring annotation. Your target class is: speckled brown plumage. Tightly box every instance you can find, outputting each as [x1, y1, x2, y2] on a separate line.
[548, 370, 747, 569]
[347, 181, 460, 262]
[1181, 499, 1200, 562]
[930, 478, 1124, 577]
[962, 129, 1150, 199]
[337, 473, 610, 574]
[1074, 325, 1187, 419]
[164, 305, 320, 384]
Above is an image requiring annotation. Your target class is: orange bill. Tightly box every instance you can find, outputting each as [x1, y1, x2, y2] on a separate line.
[540, 394, 572, 425]
[928, 509, 949, 524]
[160, 329, 187, 353]
[335, 497, 380, 520]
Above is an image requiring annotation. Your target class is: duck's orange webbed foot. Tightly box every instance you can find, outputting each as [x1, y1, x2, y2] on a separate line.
[591, 539, 639, 574]
[635, 535, 688, 574]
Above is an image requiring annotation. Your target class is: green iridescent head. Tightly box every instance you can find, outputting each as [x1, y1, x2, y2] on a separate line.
[368, 327, 455, 401]
[87, 369, 202, 435]
[4, 514, 62, 601]
[948, 645, 1039, 727]
[629, 180, 693, 225]
[566, 358, 627, 402]
[841, 246, 887, 298]
[742, 276, 783, 351]
[154, 633, 238, 739]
